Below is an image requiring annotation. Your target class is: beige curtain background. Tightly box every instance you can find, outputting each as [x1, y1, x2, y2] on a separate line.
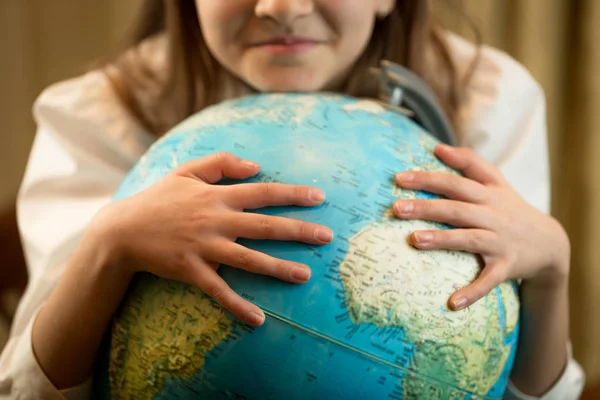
[1, 0, 599, 390]
[0, 0, 143, 208]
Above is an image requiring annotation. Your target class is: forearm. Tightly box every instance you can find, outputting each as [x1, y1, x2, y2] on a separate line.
[31, 226, 133, 390]
[509, 278, 570, 396]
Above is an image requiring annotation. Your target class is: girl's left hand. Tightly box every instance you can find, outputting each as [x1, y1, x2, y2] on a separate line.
[393, 144, 570, 311]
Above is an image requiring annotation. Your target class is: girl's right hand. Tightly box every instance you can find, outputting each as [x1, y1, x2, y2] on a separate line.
[92, 152, 333, 326]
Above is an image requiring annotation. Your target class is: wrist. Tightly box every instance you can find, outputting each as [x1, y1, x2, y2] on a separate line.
[527, 261, 569, 292]
[84, 202, 136, 281]
[529, 219, 570, 290]
[521, 276, 569, 306]
[520, 267, 569, 321]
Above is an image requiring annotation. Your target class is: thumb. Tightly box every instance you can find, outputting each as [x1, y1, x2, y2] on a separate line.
[176, 152, 261, 183]
[448, 262, 507, 311]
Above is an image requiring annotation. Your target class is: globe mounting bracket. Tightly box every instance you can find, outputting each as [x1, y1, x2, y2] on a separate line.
[374, 60, 458, 146]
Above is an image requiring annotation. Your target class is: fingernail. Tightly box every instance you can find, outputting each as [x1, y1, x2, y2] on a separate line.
[291, 267, 311, 282]
[452, 296, 468, 310]
[396, 172, 415, 183]
[243, 160, 260, 168]
[415, 232, 434, 244]
[309, 189, 325, 203]
[394, 202, 414, 215]
[315, 228, 333, 243]
[248, 311, 265, 326]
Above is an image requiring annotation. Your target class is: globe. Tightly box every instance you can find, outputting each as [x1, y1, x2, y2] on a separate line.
[94, 93, 520, 399]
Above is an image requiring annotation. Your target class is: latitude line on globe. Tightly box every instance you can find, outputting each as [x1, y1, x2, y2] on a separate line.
[258, 308, 488, 398]
[262, 309, 403, 370]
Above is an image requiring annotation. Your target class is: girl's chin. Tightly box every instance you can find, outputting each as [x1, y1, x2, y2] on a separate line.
[243, 71, 330, 93]
[250, 82, 324, 94]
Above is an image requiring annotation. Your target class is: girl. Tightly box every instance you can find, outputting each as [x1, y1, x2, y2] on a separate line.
[0, 1, 586, 399]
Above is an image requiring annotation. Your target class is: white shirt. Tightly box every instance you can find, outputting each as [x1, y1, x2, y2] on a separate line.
[0, 33, 585, 399]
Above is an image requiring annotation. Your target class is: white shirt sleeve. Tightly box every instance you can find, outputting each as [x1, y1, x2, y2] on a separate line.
[0, 70, 153, 399]
[446, 33, 586, 399]
[505, 344, 585, 400]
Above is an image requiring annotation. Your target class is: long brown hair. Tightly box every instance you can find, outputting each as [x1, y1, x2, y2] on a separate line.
[105, 1, 479, 138]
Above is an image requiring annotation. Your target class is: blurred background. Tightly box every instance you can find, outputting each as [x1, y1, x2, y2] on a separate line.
[0, 0, 598, 395]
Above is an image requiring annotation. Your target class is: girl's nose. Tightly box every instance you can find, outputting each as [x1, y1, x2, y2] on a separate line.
[255, 0, 315, 26]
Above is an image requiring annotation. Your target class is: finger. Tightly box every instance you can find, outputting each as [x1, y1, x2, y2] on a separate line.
[393, 199, 497, 229]
[434, 144, 506, 186]
[448, 262, 507, 311]
[395, 170, 488, 203]
[221, 182, 326, 209]
[208, 240, 313, 284]
[220, 213, 334, 245]
[192, 263, 266, 326]
[410, 229, 499, 254]
[176, 152, 261, 183]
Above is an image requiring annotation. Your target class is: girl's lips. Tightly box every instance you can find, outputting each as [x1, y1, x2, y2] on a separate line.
[249, 36, 321, 55]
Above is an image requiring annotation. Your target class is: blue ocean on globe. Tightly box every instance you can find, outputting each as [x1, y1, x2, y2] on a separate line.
[94, 93, 520, 400]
